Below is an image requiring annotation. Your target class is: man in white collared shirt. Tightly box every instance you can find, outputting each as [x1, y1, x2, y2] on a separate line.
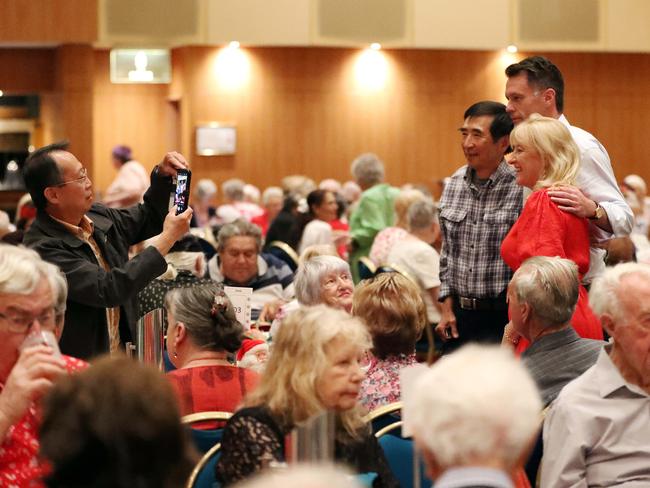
[541, 263, 650, 487]
[505, 56, 633, 283]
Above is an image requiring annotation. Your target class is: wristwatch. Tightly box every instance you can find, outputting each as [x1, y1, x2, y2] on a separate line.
[588, 201, 605, 220]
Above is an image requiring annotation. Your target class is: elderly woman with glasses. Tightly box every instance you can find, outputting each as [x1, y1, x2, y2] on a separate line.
[165, 283, 259, 418]
[215, 305, 398, 487]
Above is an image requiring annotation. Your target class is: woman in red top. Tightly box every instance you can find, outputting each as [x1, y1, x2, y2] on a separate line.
[501, 114, 602, 353]
[165, 284, 259, 421]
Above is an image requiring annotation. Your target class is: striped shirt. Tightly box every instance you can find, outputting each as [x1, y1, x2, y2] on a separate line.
[438, 161, 522, 300]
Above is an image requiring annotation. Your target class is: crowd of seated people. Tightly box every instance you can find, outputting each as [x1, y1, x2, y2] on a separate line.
[5, 53, 650, 488]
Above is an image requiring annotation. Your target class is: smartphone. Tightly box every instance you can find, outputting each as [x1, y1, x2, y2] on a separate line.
[174, 169, 191, 215]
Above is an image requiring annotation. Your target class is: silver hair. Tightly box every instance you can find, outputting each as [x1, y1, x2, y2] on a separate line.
[410, 345, 542, 469]
[195, 178, 217, 201]
[217, 219, 263, 252]
[589, 262, 650, 321]
[407, 199, 438, 231]
[159, 252, 205, 281]
[511, 256, 579, 327]
[0, 244, 47, 295]
[235, 463, 361, 488]
[262, 186, 283, 206]
[222, 178, 245, 201]
[294, 255, 351, 305]
[350, 153, 385, 187]
[38, 260, 68, 316]
[243, 184, 260, 203]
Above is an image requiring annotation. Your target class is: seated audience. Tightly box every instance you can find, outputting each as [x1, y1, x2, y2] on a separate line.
[348, 153, 400, 282]
[620, 174, 650, 237]
[264, 194, 300, 250]
[190, 178, 218, 228]
[410, 345, 542, 488]
[387, 199, 442, 325]
[294, 189, 349, 255]
[103, 144, 149, 208]
[251, 186, 284, 235]
[354, 272, 426, 412]
[207, 219, 295, 322]
[506, 256, 604, 406]
[501, 114, 603, 353]
[541, 262, 650, 487]
[39, 356, 193, 488]
[165, 283, 258, 418]
[217, 178, 263, 223]
[281, 175, 316, 198]
[369, 188, 425, 265]
[244, 183, 261, 205]
[0, 244, 86, 486]
[215, 305, 398, 487]
[138, 233, 214, 318]
[294, 255, 354, 313]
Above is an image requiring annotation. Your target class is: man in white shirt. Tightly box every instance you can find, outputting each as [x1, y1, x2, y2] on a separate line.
[505, 56, 633, 282]
[541, 263, 650, 487]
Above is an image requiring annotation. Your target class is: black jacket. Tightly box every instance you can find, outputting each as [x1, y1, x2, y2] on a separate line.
[24, 169, 173, 359]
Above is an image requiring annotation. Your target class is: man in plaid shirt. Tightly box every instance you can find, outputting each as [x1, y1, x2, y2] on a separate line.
[435, 101, 522, 353]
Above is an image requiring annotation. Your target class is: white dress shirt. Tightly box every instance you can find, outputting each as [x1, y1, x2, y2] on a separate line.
[559, 115, 633, 282]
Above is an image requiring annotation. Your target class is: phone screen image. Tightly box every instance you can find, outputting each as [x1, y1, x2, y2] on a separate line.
[174, 170, 191, 215]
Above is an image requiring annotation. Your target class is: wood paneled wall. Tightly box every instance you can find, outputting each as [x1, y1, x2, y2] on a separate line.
[170, 46, 650, 197]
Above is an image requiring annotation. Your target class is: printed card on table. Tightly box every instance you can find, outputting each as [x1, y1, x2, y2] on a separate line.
[224, 286, 253, 329]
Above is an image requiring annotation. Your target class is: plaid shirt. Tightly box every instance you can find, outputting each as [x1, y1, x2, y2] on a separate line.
[438, 161, 522, 300]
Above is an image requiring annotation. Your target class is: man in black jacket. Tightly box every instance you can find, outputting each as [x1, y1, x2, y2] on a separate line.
[23, 141, 192, 359]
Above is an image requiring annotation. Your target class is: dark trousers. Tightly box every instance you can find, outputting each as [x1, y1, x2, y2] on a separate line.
[441, 293, 509, 355]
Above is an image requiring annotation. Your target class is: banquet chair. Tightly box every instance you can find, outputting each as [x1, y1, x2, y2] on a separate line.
[363, 401, 402, 434]
[267, 240, 300, 271]
[358, 256, 377, 280]
[185, 442, 222, 488]
[182, 411, 233, 454]
[376, 421, 432, 488]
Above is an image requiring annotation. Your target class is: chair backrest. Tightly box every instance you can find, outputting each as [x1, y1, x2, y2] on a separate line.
[185, 442, 222, 488]
[363, 401, 402, 434]
[267, 240, 300, 271]
[182, 411, 233, 454]
[376, 421, 432, 488]
[376, 263, 416, 284]
[358, 256, 377, 280]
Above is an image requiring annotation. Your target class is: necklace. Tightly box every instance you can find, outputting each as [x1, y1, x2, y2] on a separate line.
[183, 356, 232, 368]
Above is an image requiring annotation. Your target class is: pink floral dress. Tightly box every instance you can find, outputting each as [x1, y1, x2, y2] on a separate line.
[359, 353, 417, 412]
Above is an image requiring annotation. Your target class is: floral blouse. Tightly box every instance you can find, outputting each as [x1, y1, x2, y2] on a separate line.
[359, 353, 417, 412]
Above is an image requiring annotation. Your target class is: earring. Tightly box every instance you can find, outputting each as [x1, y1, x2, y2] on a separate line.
[173, 350, 178, 358]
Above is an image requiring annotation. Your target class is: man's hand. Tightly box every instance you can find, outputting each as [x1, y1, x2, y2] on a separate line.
[435, 297, 458, 342]
[150, 207, 193, 256]
[156, 151, 189, 177]
[547, 186, 596, 218]
[0, 346, 66, 428]
[258, 299, 286, 323]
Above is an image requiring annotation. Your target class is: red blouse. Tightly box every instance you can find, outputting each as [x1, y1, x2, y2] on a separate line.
[0, 355, 87, 488]
[501, 189, 603, 352]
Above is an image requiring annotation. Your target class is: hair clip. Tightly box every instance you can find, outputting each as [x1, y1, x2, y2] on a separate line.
[210, 290, 229, 317]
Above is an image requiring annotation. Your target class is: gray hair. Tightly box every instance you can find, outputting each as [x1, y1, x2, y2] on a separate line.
[222, 178, 245, 201]
[0, 244, 47, 295]
[195, 178, 217, 201]
[410, 345, 542, 469]
[294, 255, 351, 305]
[350, 153, 385, 187]
[510, 256, 579, 327]
[407, 199, 438, 231]
[217, 219, 263, 252]
[165, 283, 243, 353]
[38, 260, 68, 317]
[589, 262, 650, 321]
[262, 186, 283, 206]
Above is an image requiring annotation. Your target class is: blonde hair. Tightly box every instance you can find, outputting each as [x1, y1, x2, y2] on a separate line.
[394, 189, 426, 229]
[244, 305, 371, 438]
[510, 113, 580, 189]
[353, 273, 426, 358]
[298, 244, 338, 265]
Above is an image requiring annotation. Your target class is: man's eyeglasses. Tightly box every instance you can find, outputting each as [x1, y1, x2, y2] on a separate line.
[0, 308, 58, 333]
[55, 167, 89, 187]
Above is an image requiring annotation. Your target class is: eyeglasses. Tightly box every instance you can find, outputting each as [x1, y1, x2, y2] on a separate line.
[0, 308, 58, 333]
[55, 167, 89, 187]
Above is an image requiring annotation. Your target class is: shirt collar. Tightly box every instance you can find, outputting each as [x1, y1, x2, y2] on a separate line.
[50, 214, 94, 240]
[558, 114, 570, 128]
[464, 159, 511, 185]
[524, 327, 583, 356]
[597, 344, 650, 398]
[435, 467, 514, 488]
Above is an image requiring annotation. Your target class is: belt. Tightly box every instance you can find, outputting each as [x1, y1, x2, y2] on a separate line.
[457, 295, 507, 311]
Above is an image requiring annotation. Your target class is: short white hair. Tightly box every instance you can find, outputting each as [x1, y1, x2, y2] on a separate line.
[222, 178, 245, 201]
[589, 262, 650, 321]
[262, 186, 283, 205]
[0, 244, 48, 295]
[319, 179, 342, 193]
[195, 178, 217, 201]
[407, 199, 437, 231]
[350, 153, 384, 187]
[243, 184, 261, 203]
[39, 260, 67, 316]
[233, 463, 361, 488]
[294, 256, 351, 305]
[410, 345, 542, 468]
